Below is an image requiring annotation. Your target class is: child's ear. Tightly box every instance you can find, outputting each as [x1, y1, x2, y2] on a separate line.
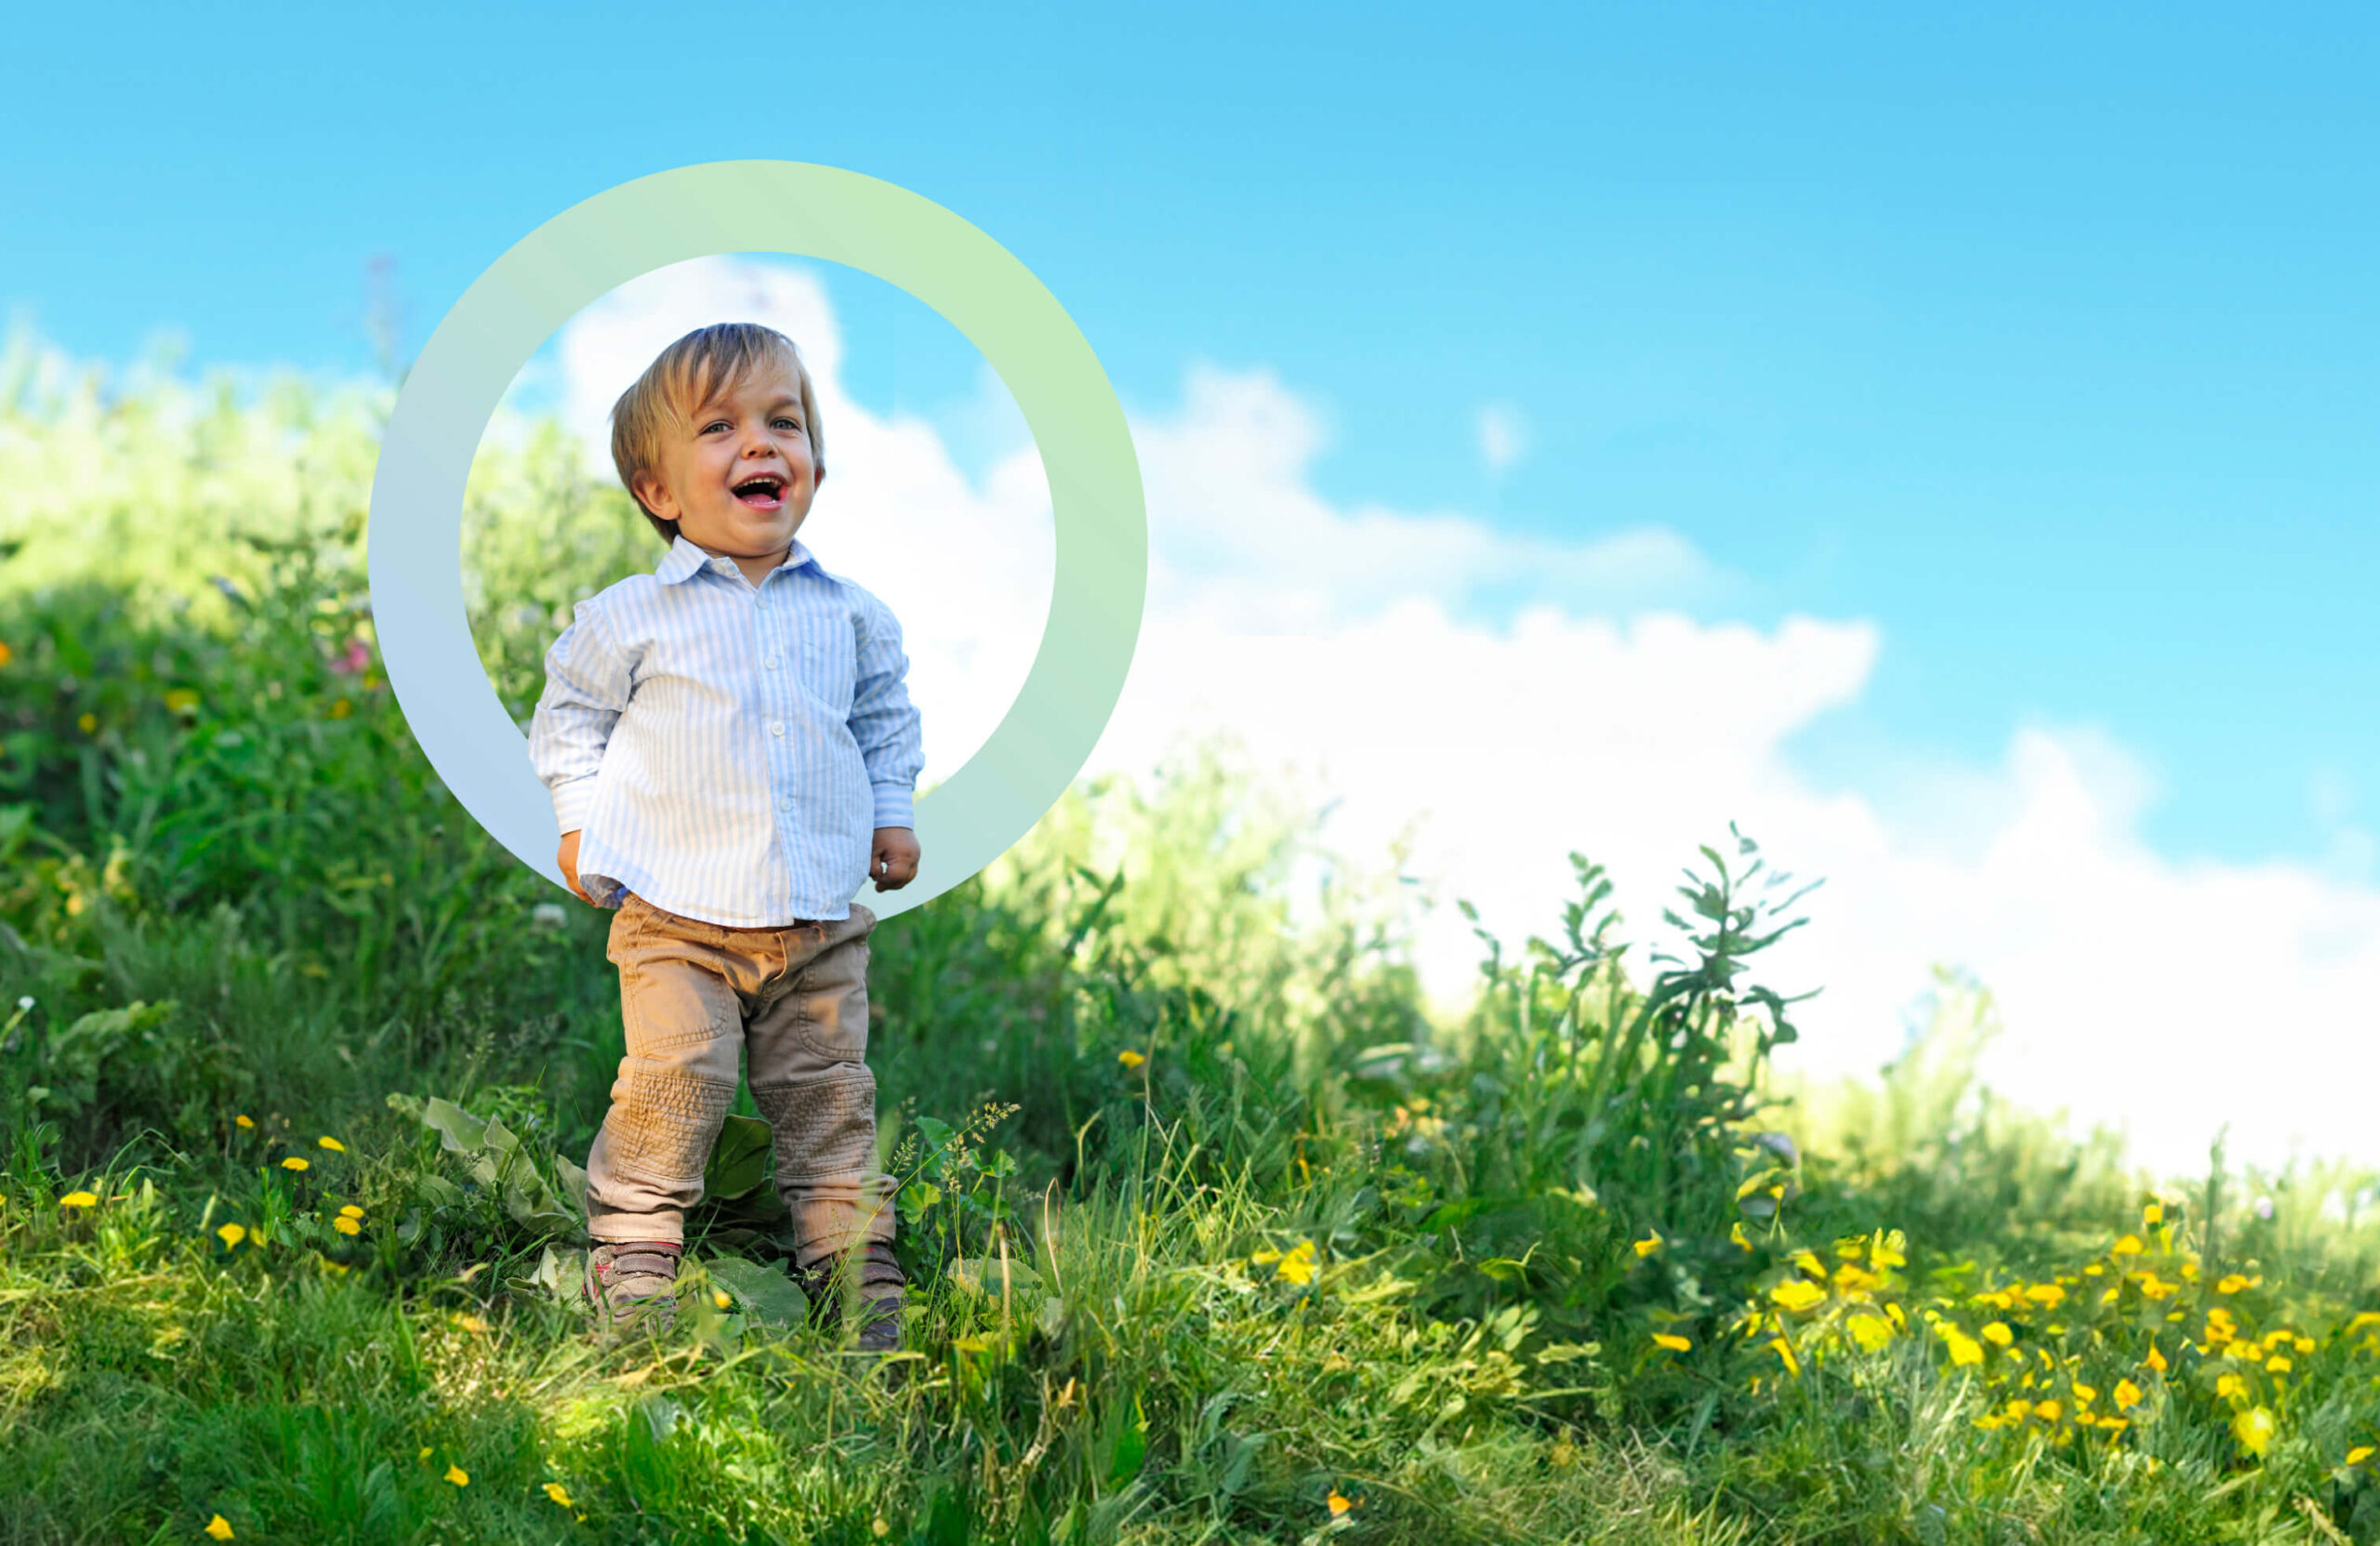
[630, 469, 676, 521]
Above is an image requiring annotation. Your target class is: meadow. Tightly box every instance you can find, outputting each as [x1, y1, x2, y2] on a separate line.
[2, 347, 2376, 1544]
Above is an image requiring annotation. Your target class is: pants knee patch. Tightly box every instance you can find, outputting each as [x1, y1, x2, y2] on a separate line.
[604, 1064, 736, 1181]
[751, 1068, 878, 1183]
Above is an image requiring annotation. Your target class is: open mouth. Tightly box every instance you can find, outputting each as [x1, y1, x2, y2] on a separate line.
[731, 473, 787, 509]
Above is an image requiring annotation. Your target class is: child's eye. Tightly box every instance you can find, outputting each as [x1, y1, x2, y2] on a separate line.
[702, 420, 731, 434]
[774, 418, 801, 432]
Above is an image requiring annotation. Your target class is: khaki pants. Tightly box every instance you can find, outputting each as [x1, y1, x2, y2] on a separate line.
[582, 891, 899, 1272]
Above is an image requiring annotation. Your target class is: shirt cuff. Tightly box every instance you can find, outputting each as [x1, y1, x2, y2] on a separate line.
[551, 775, 600, 839]
[871, 781, 915, 832]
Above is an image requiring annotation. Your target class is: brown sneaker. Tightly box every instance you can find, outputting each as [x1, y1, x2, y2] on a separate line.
[584, 1240, 682, 1339]
[797, 1240, 908, 1354]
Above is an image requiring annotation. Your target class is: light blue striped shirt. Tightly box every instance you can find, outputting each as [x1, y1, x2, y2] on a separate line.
[526, 533, 924, 925]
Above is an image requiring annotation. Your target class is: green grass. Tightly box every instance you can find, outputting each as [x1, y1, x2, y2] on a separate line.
[1, 352, 2376, 1544]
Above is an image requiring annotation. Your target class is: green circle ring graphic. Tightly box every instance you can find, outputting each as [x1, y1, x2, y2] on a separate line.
[366, 161, 1147, 921]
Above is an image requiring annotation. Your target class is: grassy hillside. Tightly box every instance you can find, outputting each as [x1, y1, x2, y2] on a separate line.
[2, 350, 2376, 1544]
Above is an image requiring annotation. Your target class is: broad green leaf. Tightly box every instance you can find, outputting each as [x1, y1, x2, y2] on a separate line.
[703, 1115, 774, 1201]
[704, 1255, 811, 1327]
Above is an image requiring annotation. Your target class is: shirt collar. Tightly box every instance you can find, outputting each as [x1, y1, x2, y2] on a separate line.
[654, 533, 819, 586]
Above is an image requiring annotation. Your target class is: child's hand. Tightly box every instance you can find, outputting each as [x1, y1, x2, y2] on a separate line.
[556, 830, 596, 905]
[869, 826, 920, 892]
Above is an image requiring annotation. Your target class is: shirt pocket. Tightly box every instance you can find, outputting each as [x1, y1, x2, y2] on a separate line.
[801, 608, 858, 717]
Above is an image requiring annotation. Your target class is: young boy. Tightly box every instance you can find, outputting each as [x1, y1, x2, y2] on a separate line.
[527, 322, 924, 1351]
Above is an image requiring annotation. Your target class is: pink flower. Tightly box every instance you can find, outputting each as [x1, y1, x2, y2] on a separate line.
[337, 640, 371, 673]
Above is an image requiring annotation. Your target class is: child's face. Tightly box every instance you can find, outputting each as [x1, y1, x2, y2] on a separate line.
[631, 361, 820, 560]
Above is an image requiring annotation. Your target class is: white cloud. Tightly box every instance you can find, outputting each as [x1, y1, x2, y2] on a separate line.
[550, 258, 2380, 1179]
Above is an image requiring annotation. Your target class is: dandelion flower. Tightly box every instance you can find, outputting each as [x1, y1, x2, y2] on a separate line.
[1328, 1490, 1353, 1515]
[60, 1191, 98, 1209]
[2111, 1234, 2145, 1256]
[205, 1514, 234, 1540]
[2232, 1406, 2275, 1458]
[332, 1216, 360, 1235]
[317, 1137, 345, 1153]
[1276, 1240, 1319, 1286]
[444, 1464, 469, 1487]
[234, 1115, 255, 1130]
[2215, 1274, 2250, 1294]
[2143, 1201, 2162, 1225]
[337, 1205, 364, 1219]
[2293, 1336, 2314, 1354]
[1982, 1322, 2013, 1347]
[217, 1222, 246, 1249]
[2114, 1379, 2143, 1408]
[1943, 1328, 1984, 1368]
[2216, 1373, 2245, 1400]
[1116, 1049, 1145, 1069]
[281, 1156, 309, 1171]
[2034, 1400, 2063, 1422]
[544, 1483, 574, 1507]
[2266, 1354, 2292, 1373]
[1652, 1332, 1691, 1352]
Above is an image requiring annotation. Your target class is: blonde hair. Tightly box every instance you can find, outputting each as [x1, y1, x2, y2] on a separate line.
[608, 323, 826, 544]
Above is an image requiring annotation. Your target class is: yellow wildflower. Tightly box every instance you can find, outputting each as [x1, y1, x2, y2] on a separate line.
[1885, 1302, 1908, 1331]
[165, 689, 200, 714]
[2115, 1379, 2144, 1408]
[217, 1222, 245, 1249]
[1633, 1231, 1662, 1258]
[1846, 1312, 1893, 1352]
[76, 712, 97, 733]
[2024, 1283, 2067, 1308]
[1832, 1262, 1882, 1293]
[234, 1115, 255, 1130]
[2293, 1336, 2314, 1354]
[2266, 1354, 2292, 1373]
[317, 1136, 345, 1152]
[2216, 1373, 2245, 1400]
[2111, 1235, 2144, 1256]
[2146, 1344, 2167, 1372]
[1769, 1279, 1825, 1313]
[281, 1156, 309, 1171]
[2035, 1400, 2063, 1422]
[1870, 1240, 1907, 1269]
[1731, 1222, 1752, 1252]
[444, 1464, 469, 1487]
[1276, 1239, 1319, 1286]
[0, 641, 9, 667]
[418, 1447, 432, 1461]
[332, 1216, 361, 1235]
[2215, 1274, 2249, 1294]
[60, 1191, 98, 1209]
[713, 1289, 732, 1309]
[2232, 1406, 2275, 1458]
[330, 697, 353, 720]
[1791, 1249, 1825, 1278]
[2143, 1201, 2162, 1225]
[1769, 1337, 1801, 1375]
[1328, 1490, 1354, 1516]
[1116, 1049, 1145, 1069]
[1943, 1328, 1984, 1368]
[455, 1314, 490, 1333]
[2347, 1313, 2380, 1334]
[2004, 1398, 2033, 1420]
[205, 1515, 234, 1540]
[1652, 1332, 1691, 1353]
[2349, 1446, 2374, 1465]
[1982, 1322, 2013, 1347]
[544, 1483, 575, 1507]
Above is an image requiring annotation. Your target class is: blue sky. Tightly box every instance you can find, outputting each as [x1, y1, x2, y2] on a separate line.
[12, 4, 2376, 882]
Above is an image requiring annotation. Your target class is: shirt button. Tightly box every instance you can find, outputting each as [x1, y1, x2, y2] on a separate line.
[765, 656, 780, 670]
[769, 720, 785, 736]
[779, 797, 794, 812]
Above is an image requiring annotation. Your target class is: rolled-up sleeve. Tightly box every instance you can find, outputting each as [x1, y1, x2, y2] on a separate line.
[527, 601, 630, 839]
[849, 589, 924, 830]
